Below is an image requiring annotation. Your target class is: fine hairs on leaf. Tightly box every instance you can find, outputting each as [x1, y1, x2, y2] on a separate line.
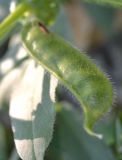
[22, 22, 113, 137]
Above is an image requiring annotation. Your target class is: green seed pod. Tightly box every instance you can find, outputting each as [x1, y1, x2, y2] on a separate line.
[22, 22, 113, 136]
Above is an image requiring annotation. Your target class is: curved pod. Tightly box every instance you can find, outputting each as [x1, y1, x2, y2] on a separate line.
[22, 22, 113, 135]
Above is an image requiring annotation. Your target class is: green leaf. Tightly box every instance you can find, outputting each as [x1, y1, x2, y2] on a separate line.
[94, 114, 116, 146]
[82, 0, 122, 8]
[9, 60, 58, 160]
[46, 103, 116, 160]
[0, 124, 7, 160]
[115, 118, 122, 152]
[82, 2, 115, 35]
[9, 148, 19, 160]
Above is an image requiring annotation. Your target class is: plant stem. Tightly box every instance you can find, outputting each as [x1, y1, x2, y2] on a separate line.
[0, 3, 30, 39]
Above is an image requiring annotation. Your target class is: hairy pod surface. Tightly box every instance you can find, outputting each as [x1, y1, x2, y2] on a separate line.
[22, 22, 113, 135]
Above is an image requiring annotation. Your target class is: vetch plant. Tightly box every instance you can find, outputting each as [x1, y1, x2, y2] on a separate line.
[0, 0, 121, 159]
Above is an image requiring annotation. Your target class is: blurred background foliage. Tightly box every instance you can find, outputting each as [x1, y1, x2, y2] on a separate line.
[0, 0, 122, 159]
